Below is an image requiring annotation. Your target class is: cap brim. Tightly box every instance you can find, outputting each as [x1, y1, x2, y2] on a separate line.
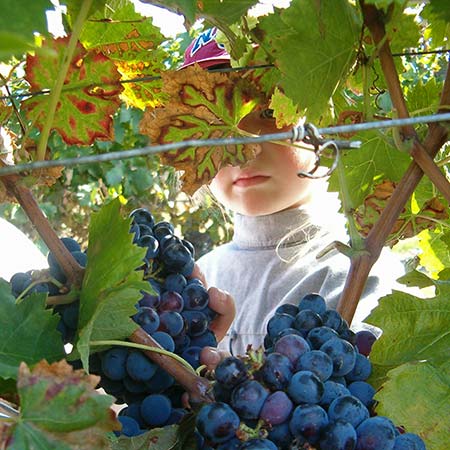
[179, 56, 231, 70]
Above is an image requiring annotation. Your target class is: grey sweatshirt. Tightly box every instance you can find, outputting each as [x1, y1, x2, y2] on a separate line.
[197, 207, 403, 356]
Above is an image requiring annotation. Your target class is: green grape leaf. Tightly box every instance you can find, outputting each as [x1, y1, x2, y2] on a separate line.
[0, 281, 65, 381]
[75, 199, 148, 370]
[139, 65, 267, 194]
[256, 0, 360, 122]
[269, 87, 302, 128]
[328, 129, 411, 210]
[417, 229, 450, 277]
[22, 36, 123, 146]
[79, 0, 168, 109]
[366, 287, 450, 377]
[421, 0, 450, 46]
[374, 361, 450, 449]
[0, 0, 52, 43]
[3, 360, 119, 450]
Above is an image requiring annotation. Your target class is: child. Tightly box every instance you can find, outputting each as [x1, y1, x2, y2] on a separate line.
[177, 29, 403, 356]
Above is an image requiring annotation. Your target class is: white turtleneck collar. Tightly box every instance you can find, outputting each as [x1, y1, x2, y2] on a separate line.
[231, 207, 321, 250]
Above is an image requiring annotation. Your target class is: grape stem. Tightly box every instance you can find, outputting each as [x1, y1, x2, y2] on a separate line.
[94, 329, 214, 404]
[337, 2, 450, 323]
[0, 176, 85, 288]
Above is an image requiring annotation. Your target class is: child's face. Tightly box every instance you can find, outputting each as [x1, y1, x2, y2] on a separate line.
[210, 110, 317, 216]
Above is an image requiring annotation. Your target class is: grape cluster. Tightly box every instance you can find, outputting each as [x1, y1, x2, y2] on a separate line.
[8, 208, 219, 438]
[195, 293, 426, 450]
[92, 208, 219, 436]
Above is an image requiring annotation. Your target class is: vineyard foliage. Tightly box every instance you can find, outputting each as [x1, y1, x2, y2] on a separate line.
[0, 0, 449, 449]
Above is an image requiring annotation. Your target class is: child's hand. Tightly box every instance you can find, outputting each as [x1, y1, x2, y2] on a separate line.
[189, 263, 235, 370]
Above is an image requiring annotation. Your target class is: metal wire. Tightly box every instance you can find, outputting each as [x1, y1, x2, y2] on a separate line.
[0, 112, 449, 177]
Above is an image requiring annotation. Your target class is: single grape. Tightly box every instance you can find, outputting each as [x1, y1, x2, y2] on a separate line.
[196, 402, 240, 444]
[287, 370, 324, 404]
[266, 313, 295, 338]
[355, 329, 377, 356]
[181, 346, 202, 369]
[320, 337, 356, 377]
[321, 309, 343, 331]
[328, 395, 369, 428]
[289, 403, 328, 444]
[231, 379, 269, 420]
[273, 334, 311, 364]
[182, 283, 209, 310]
[345, 352, 372, 382]
[182, 310, 208, 337]
[319, 419, 357, 450]
[298, 293, 327, 315]
[347, 381, 376, 409]
[132, 306, 160, 335]
[393, 432, 426, 450]
[158, 290, 184, 314]
[306, 326, 339, 350]
[140, 394, 172, 427]
[190, 330, 217, 348]
[158, 310, 185, 337]
[130, 208, 155, 227]
[215, 356, 249, 389]
[259, 390, 293, 425]
[275, 303, 299, 317]
[356, 416, 397, 450]
[293, 309, 323, 336]
[163, 273, 187, 293]
[114, 415, 142, 437]
[320, 380, 351, 408]
[258, 352, 293, 391]
[101, 347, 129, 381]
[146, 367, 175, 393]
[151, 331, 175, 352]
[267, 422, 294, 450]
[126, 351, 158, 382]
[295, 350, 333, 381]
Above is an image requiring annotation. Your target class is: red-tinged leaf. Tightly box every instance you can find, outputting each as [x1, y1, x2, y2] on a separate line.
[22, 36, 123, 146]
[1, 360, 119, 450]
[80, 0, 168, 109]
[139, 65, 268, 194]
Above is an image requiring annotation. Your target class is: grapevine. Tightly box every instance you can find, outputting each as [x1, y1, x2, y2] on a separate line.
[0, 0, 449, 449]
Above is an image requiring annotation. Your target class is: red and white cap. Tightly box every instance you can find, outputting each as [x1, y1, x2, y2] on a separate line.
[179, 27, 231, 69]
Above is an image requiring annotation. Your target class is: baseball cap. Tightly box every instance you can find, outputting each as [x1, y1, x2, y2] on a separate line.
[179, 27, 231, 70]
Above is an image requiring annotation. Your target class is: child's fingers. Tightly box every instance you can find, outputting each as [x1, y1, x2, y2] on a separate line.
[200, 346, 230, 371]
[207, 286, 235, 342]
[189, 263, 208, 287]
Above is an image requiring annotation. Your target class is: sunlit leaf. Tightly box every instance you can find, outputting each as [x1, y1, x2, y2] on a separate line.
[140, 65, 267, 194]
[80, 0, 168, 109]
[374, 361, 449, 449]
[256, 0, 360, 122]
[22, 36, 123, 145]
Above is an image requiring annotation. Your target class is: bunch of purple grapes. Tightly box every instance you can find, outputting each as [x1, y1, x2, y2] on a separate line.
[195, 293, 426, 450]
[93, 208, 218, 436]
[8, 208, 220, 438]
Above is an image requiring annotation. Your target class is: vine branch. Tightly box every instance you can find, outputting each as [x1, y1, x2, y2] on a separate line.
[337, 2, 450, 323]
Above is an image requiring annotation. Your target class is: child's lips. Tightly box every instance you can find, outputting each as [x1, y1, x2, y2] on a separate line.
[233, 175, 270, 187]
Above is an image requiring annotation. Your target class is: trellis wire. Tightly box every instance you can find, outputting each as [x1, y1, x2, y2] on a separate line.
[0, 111, 449, 176]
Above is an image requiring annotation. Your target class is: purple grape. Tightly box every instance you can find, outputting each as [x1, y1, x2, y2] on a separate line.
[132, 306, 160, 335]
[267, 313, 295, 338]
[295, 350, 333, 381]
[293, 309, 323, 336]
[259, 352, 293, 391]
[320, 337, 356, 377]
[298, 293, 327, 314]
[393, 432, 426, 450]
[182, 283, 209, 310]
[239, 438, 278, 449]
[346, 353, 372, 382]
[259, 391, 293, 425]
[289, 403, 328, 444]
[231, 379, 269, 420]
[356, 416, 396, 450]
[158, 311, 184, 336]
[307, 326, 339, 349]
[101, 347, 129, 381]
[320, 380, 351, 408]
[215, 356, 249, 388]
[158, 290, 184, 312]
[347, 381, 375, 409]
[321, 309, 343, 331]
[319, 419, 357, 450]
[140, 394, 172, 427]
[273, 334, 310, 364]
[287, 370, 324, 404]
[355, 329, 377, 356]
[196, 402, 240, 444]
[126, 351, 157, 382]
[328, 395, 369, 428]
[182, 310, 208, 337]
[115, 415, 142, 437]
